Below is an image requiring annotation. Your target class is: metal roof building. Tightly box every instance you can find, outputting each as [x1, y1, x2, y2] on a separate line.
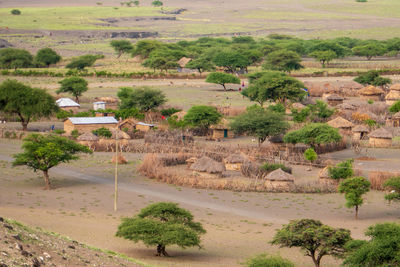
[56, 98, 80, 107]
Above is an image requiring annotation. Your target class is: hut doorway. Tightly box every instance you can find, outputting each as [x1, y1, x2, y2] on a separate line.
[224, 129, 228, 138]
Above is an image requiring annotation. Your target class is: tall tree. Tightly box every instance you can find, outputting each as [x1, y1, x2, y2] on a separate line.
[110, 40, 134, 58]
[212, 49, 250, 73]
[117, 86, 166, 112]
[57, 77, 88, 103]
[271, 219, 352, 267]
[13, 134, 92, 189]
[185, 57, 215, 76]
[230, 108, 289, 145]
[242, 71, 306, 106]
[309, 50, 337, 68]
[116, 202, 206, 256]
[354, 70, 391, 87]
[0, 79, 58, 131]
[205, 72, 240, 91]
[263, 49, 303, 73]
[338, 176, 371, 220]
[184, 105, 222, 130]
[352, 43, 387, 60]
[0, 48, 33, 69]
[35, 48, 61, 67]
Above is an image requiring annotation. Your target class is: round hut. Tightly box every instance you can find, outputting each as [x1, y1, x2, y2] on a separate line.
[224, 154, 249, 171]
[77, 132, 99, 147]
[387, 111, 400, 127]
[264, 168, 295, 191]
[210, 118, 234, 140]
[385, 84, 400, 105]
[352, 125, 369, 140]
[326, 94, 344, 106]
[358, 85, 384, 101]
[327, 116, 354, 132]
[190, 156, 226, 174]
[368, 128, 393, 147]
[318, 166, 338, 186]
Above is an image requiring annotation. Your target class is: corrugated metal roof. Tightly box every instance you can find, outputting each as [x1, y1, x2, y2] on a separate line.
[56, 98, 80, 107]
[93, 101, 106, 104]
[137, 122, 155, 127]
[68, 117, 118, 125]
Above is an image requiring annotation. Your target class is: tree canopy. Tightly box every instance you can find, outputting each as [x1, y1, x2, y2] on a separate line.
[383, 176, 400, 202]
[283, 123, 342, 147]
[328, 159, 354, 180]
[57, 77, 88, 103]
[212, 49, 250, 73]
[13, 134, 92, 189]
[183, 105, 222, 130]
[0, 48, 33, 69]
[338, 176, 371, 220]
[263, 49, 303, 73]
[354, 70, 391, 87]
[344, 223, 400, 266]
[271, 219, 352, 267]
[242, 71, 306, 106]
[116, 202, 206, 256]
[309, 50, 337, 68]
[66, 54, 103, 70]
[110, 40, 134, 58]
[185, 57, 215, 75]
[352, 43, 387, 60]
[229, 108, 289, 144]
[35, 48, 61, 67]
[205, 72, 240, 91]
[117, 86, 166, 112]
[0, 79, 58, 130]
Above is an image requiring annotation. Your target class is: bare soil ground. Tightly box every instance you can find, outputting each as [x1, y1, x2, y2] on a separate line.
[1, 139, 400, 267]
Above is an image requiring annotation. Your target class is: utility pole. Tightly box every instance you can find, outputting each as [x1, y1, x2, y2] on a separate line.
[114, 127, 119, 212]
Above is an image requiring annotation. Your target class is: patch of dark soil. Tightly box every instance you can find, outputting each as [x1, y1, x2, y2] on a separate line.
[161, 8, 187, 14]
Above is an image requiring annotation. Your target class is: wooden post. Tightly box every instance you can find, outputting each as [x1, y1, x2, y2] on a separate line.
[114, 130, 119, 212]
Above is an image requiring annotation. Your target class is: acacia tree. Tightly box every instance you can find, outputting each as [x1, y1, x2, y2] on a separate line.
[0, 79, 58, 131]
[205, 72, 240, 91]
[354, 70, 391, 87]
[271, 219, 351, 267]
[352, 43, 387, 60]
[116, 202, 206, 256]
[242, 71, 305, 106]
[185, 57, 215, 76]
[230, 109, 289, 145]
[35, 48, 61, 67]
[344, 223, 400, 266]
[184, 105, 222, 130]
[212, 49, 250, 73]
[0, 48, 33, 69]
[110, 40, 133, 58]
[13, 134, 92, 189]
[117, 86, 166, 112]
[309, 50, 337, 68]
[57, 77, 88, 103]
[338, 176, 371, 220]
[383, 176, 400, 202]
[66, 54, 103, 70]
[263, 49, 303, 73]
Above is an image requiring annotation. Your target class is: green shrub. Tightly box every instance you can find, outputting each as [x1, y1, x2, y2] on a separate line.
[92, 127, 112, 138]
[245, 253, 294, 267]
[11, 9, 21, 15]
[389, 101, 400, 113]
[260, 162, 292, 174]
[53, 129, 66, 135]
[70, 129, 80, 139]
[328, 159, 354, 180]
[161, 107, 181, 117]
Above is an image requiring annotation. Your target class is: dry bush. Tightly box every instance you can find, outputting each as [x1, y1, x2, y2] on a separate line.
[358, 103, 388, 116]
[369, 171, 400, 190]
[145, 130, 194, 146]
[352, 112, 372, 122]
[216, 106, 246, 117]
[292, 181, 338, 193]
[240, 161, 261, 178]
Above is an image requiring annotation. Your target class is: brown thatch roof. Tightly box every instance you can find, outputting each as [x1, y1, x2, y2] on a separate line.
[358, 85, 384, 96]
[224, 154, 248, 164]
[110, 128, 131, 139]
[95, 96, 119, 103]
[190, 156, 226, 174]
[390, 84, 400, 91]
[337, 103, 356, 110]
[327, 94, 343, 101]
[385, 90, 400, 101]
[327, 117, 353, 129]
[369, 128, 393, 139]
[352, 125, 369, 133]
[77, 132, 99, 141]
[178, 57, 192, 68]
[119, 118, 138, 127]
[266, 168, 295, 182]
[210, 118, 230, 130]
[393, 111, 400, 119]
[318, 167, 330, 179]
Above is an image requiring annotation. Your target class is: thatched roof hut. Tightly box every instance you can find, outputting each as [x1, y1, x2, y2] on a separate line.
[390, 84, 400, 91]
[265, 168, 295, 182]
[110, 128, 131, 140]
[224, 154, 249, 171]
[318, 166, 330, 179]
[358, 85, 384, 101]
[77, 132, 99, 142]
[385, 89, 400, 105]
[327, 116, 353, 130]
[326, 94, 344, 106]
[352, 125, 369, 133]
[369, 127, 393, 147]
[177, 57, 192, 68]
[190, 156, 226, 174]
[210, 118, 234, 139]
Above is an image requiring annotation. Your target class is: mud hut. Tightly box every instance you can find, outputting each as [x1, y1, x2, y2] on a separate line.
[190, 156, 226, 174]
[318, 166, 338, 186]
[326, 94, 344, 106]
[110, 128, 131, 140]
[327, 116, 353, 131]
[352, 125, 369, 140]
[264, 168, 295, 191]
[387, 112, 400, 127]
[223, 154, 248, 171]
[210, 118, 234, 140]
[95, 96, 119, 110]
[385, 84, 400, 105]
[358, 85, 384, 101]
[118, 118, 138, 132]
[77, 132, 99, 147]
[369, 128, 393, 147]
